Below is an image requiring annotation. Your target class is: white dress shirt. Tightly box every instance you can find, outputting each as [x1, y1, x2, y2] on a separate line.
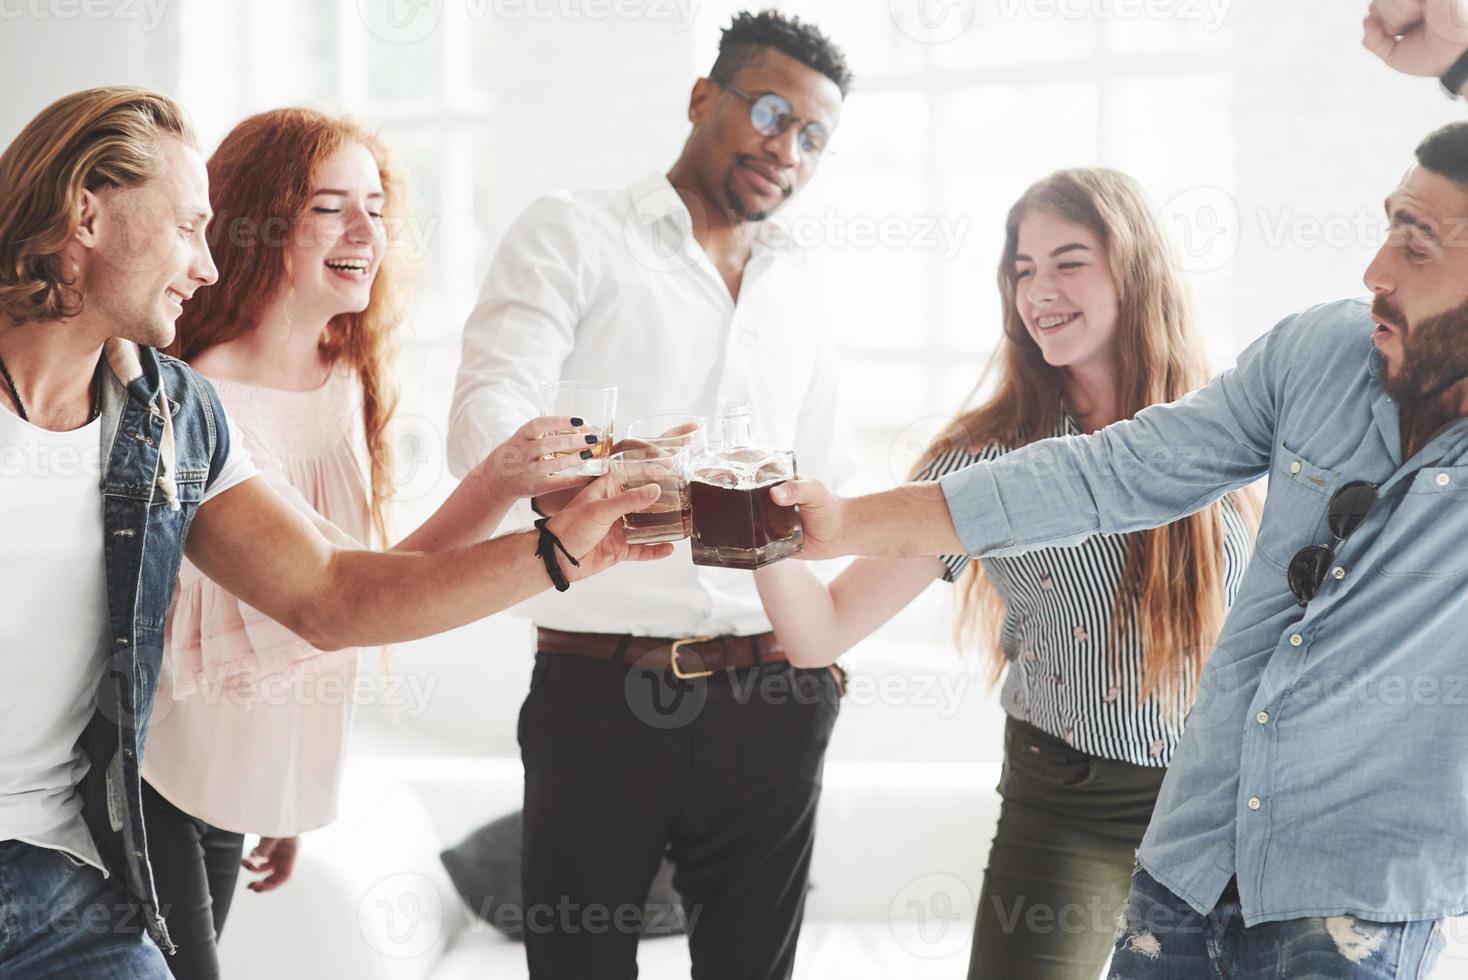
[448, 173, 849, 638]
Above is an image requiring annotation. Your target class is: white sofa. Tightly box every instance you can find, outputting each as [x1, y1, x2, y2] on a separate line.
[218, 755, 999, 979]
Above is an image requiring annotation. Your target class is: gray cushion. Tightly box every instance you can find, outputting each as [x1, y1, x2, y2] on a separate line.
[440, 809, 688, 939]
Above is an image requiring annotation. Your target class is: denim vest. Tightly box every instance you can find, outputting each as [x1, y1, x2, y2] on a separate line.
[76, 340, 232, 954]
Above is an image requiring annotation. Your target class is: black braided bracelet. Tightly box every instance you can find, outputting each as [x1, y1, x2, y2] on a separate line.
[534, 518, 581, 593]
[1444, 47, 1468, 100]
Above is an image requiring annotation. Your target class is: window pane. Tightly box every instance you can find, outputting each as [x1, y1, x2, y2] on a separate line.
[381, 126, 446, 338]
[932, 5, 1100, 71]
[933, 82, 1101, 355]
[799, 90, 931, 350]
[1106, 73, 1234, 202]
[365, 26, 441, 102]
[1102, 8, 1234, 55]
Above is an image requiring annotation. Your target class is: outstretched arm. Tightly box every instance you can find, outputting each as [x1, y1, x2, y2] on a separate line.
[184, 475, 669, 651]
[755, 556, 947, 668]
[776, 317, 1285, 562]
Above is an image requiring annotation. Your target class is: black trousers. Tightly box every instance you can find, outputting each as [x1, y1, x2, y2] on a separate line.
[518, 651, 841, 980]
[139, 780, 246, 980]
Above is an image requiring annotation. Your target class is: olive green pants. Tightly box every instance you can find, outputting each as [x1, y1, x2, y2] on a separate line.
[967, 718, 1169, 980]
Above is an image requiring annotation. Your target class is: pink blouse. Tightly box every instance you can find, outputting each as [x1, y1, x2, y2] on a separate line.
[142, 367, 375, 836]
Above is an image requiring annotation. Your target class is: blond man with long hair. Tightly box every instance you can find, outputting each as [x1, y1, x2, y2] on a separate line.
[0, 87, 669, 979]
[755, 168, 1256, 980]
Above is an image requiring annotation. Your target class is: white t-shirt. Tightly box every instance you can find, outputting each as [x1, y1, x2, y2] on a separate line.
[0, 404, 257, 871]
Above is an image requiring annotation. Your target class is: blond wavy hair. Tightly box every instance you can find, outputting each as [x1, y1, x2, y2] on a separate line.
[0, 86, 195, 324]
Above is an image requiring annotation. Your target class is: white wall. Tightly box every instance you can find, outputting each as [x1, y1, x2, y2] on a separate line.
[0, 1, 180, 138]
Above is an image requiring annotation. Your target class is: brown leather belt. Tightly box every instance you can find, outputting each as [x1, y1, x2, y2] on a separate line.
[536, 627, 788, 679]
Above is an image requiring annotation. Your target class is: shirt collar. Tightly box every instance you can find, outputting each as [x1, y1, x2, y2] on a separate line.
[624, 172, 799, 261]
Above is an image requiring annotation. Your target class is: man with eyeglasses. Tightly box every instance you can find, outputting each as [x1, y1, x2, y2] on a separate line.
[769, 122, 1468, 978]
[447, 10, 851, 979]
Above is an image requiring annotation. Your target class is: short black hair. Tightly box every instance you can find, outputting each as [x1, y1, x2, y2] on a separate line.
[711, 9, 854, 99]
[1416, 122, 1468, 186]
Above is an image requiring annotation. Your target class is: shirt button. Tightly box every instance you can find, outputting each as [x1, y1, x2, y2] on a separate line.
[1289, 634, 1303, 647]
[1332, 566, 1346, 580]
[1289, 461, 1303, 475]
[1257, 711, 1270, 724]
[1248, 797, 1262, 811]
[1438, 472, 1452, 487]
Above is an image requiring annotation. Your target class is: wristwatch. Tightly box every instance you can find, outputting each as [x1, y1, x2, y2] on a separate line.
[1441, 47, 1468, 99]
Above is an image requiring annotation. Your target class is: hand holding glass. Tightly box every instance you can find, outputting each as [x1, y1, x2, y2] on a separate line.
[538, 381, 617, 476]
[609, 446, 692, 545]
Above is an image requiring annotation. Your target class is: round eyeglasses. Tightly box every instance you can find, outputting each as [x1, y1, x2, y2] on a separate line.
[710, 77, 831, 157]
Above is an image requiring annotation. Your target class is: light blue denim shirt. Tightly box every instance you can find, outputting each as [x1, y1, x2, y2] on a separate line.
[939, 297, 1468, 926]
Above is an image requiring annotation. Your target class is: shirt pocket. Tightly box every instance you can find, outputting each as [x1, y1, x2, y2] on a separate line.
[1378, 465, 1468, 579]
[1253, 442, 1342, 571]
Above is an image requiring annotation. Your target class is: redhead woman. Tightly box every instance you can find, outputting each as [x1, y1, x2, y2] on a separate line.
[140, 109, 599, 979]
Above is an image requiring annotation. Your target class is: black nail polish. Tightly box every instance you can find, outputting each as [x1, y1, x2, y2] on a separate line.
[585, 434, 599, 444]
[580, 449, 594, 459]
[570, 417, 584, 426]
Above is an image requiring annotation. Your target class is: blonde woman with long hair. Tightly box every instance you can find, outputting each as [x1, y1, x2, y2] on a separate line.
[755, 168, 1257, 980]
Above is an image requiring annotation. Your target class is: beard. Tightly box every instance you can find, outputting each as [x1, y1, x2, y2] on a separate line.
[722, 175, 769, 224]
[1374, 295, 1468, 405]
[721, 156, 790, 224]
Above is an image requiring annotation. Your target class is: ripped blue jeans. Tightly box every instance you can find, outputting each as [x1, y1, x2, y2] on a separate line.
[1108, 869, 1445, 980]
